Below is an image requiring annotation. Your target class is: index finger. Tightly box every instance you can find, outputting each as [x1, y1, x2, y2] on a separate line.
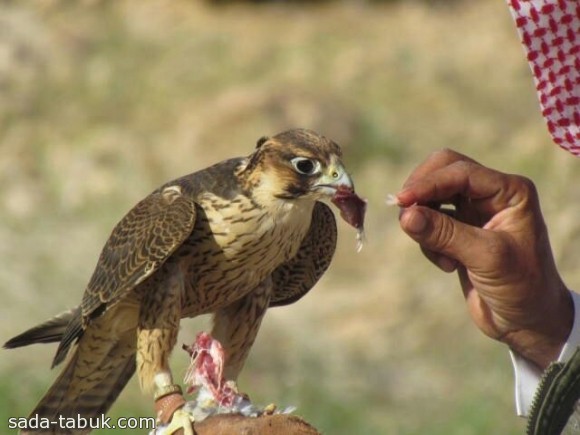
[402, 148, 480, 191]
[397, 160, 524, 217]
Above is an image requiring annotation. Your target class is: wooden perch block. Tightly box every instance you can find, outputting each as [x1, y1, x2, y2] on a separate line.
[170, 413, 321, 435]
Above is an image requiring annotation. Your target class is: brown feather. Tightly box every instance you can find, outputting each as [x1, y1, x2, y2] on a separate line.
[270, 202, 337, 307]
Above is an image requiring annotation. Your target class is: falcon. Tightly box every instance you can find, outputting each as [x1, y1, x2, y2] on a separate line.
[4, 128, 366, 434]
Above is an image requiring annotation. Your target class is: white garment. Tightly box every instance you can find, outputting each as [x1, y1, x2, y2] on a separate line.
[510, 291, 580, 417]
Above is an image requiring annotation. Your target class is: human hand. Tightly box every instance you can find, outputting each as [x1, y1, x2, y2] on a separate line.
[397, 149, 573, 369]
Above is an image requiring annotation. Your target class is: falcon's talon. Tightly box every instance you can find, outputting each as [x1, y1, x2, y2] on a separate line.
[263, 403, 277, 415]
[163, 409, 195, 435]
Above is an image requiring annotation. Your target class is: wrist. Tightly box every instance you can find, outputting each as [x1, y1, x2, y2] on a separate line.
[505, 287, 574, 370]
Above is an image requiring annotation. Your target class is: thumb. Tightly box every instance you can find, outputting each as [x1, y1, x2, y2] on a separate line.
[400, 205, 491, 269]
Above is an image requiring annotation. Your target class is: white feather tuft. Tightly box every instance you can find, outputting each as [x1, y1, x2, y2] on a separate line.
[356, 229, 365, 253]
[385, 194, 399, 206]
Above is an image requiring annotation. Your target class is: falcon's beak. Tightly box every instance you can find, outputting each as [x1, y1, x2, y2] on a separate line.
[313, 164, 367, 231]
[312, 164, 354, 197]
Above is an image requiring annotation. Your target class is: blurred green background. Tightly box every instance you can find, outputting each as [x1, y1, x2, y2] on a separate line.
[3, 0, 580, 433]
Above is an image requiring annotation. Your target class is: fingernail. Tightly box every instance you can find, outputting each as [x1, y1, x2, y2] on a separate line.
[395, 189, 411, 206]
[405, 209, 427, 234]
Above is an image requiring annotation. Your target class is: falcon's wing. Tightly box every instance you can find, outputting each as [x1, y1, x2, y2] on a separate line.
[81, 185, 197, 319]
[269, 201, 337, 307]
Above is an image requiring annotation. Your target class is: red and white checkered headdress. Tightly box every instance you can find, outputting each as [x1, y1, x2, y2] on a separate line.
[507, 0, 580, 155]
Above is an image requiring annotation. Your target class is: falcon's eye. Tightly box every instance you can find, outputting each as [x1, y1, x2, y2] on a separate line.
[291, 157, 321, 176]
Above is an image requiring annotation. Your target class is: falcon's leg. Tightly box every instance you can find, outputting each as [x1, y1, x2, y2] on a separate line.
[136, 264, 188, 428]
[211, 277, 273, 381]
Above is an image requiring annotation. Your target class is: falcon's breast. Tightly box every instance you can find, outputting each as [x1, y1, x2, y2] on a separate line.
[78, 128, 366, 327]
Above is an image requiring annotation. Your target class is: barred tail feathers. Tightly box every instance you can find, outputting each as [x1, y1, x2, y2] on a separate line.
[22, 329, 136, 435]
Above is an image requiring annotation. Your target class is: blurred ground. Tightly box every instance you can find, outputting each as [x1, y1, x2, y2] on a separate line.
[2, 0, 580, 433]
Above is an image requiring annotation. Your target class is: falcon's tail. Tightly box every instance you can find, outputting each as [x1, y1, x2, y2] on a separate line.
[4, 308, 78, 349]
[4, 307, 83, 368]
[23, 331, 136, 435]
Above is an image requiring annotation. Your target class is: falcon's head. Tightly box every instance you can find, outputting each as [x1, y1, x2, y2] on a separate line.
[241, 128, 366, 230]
